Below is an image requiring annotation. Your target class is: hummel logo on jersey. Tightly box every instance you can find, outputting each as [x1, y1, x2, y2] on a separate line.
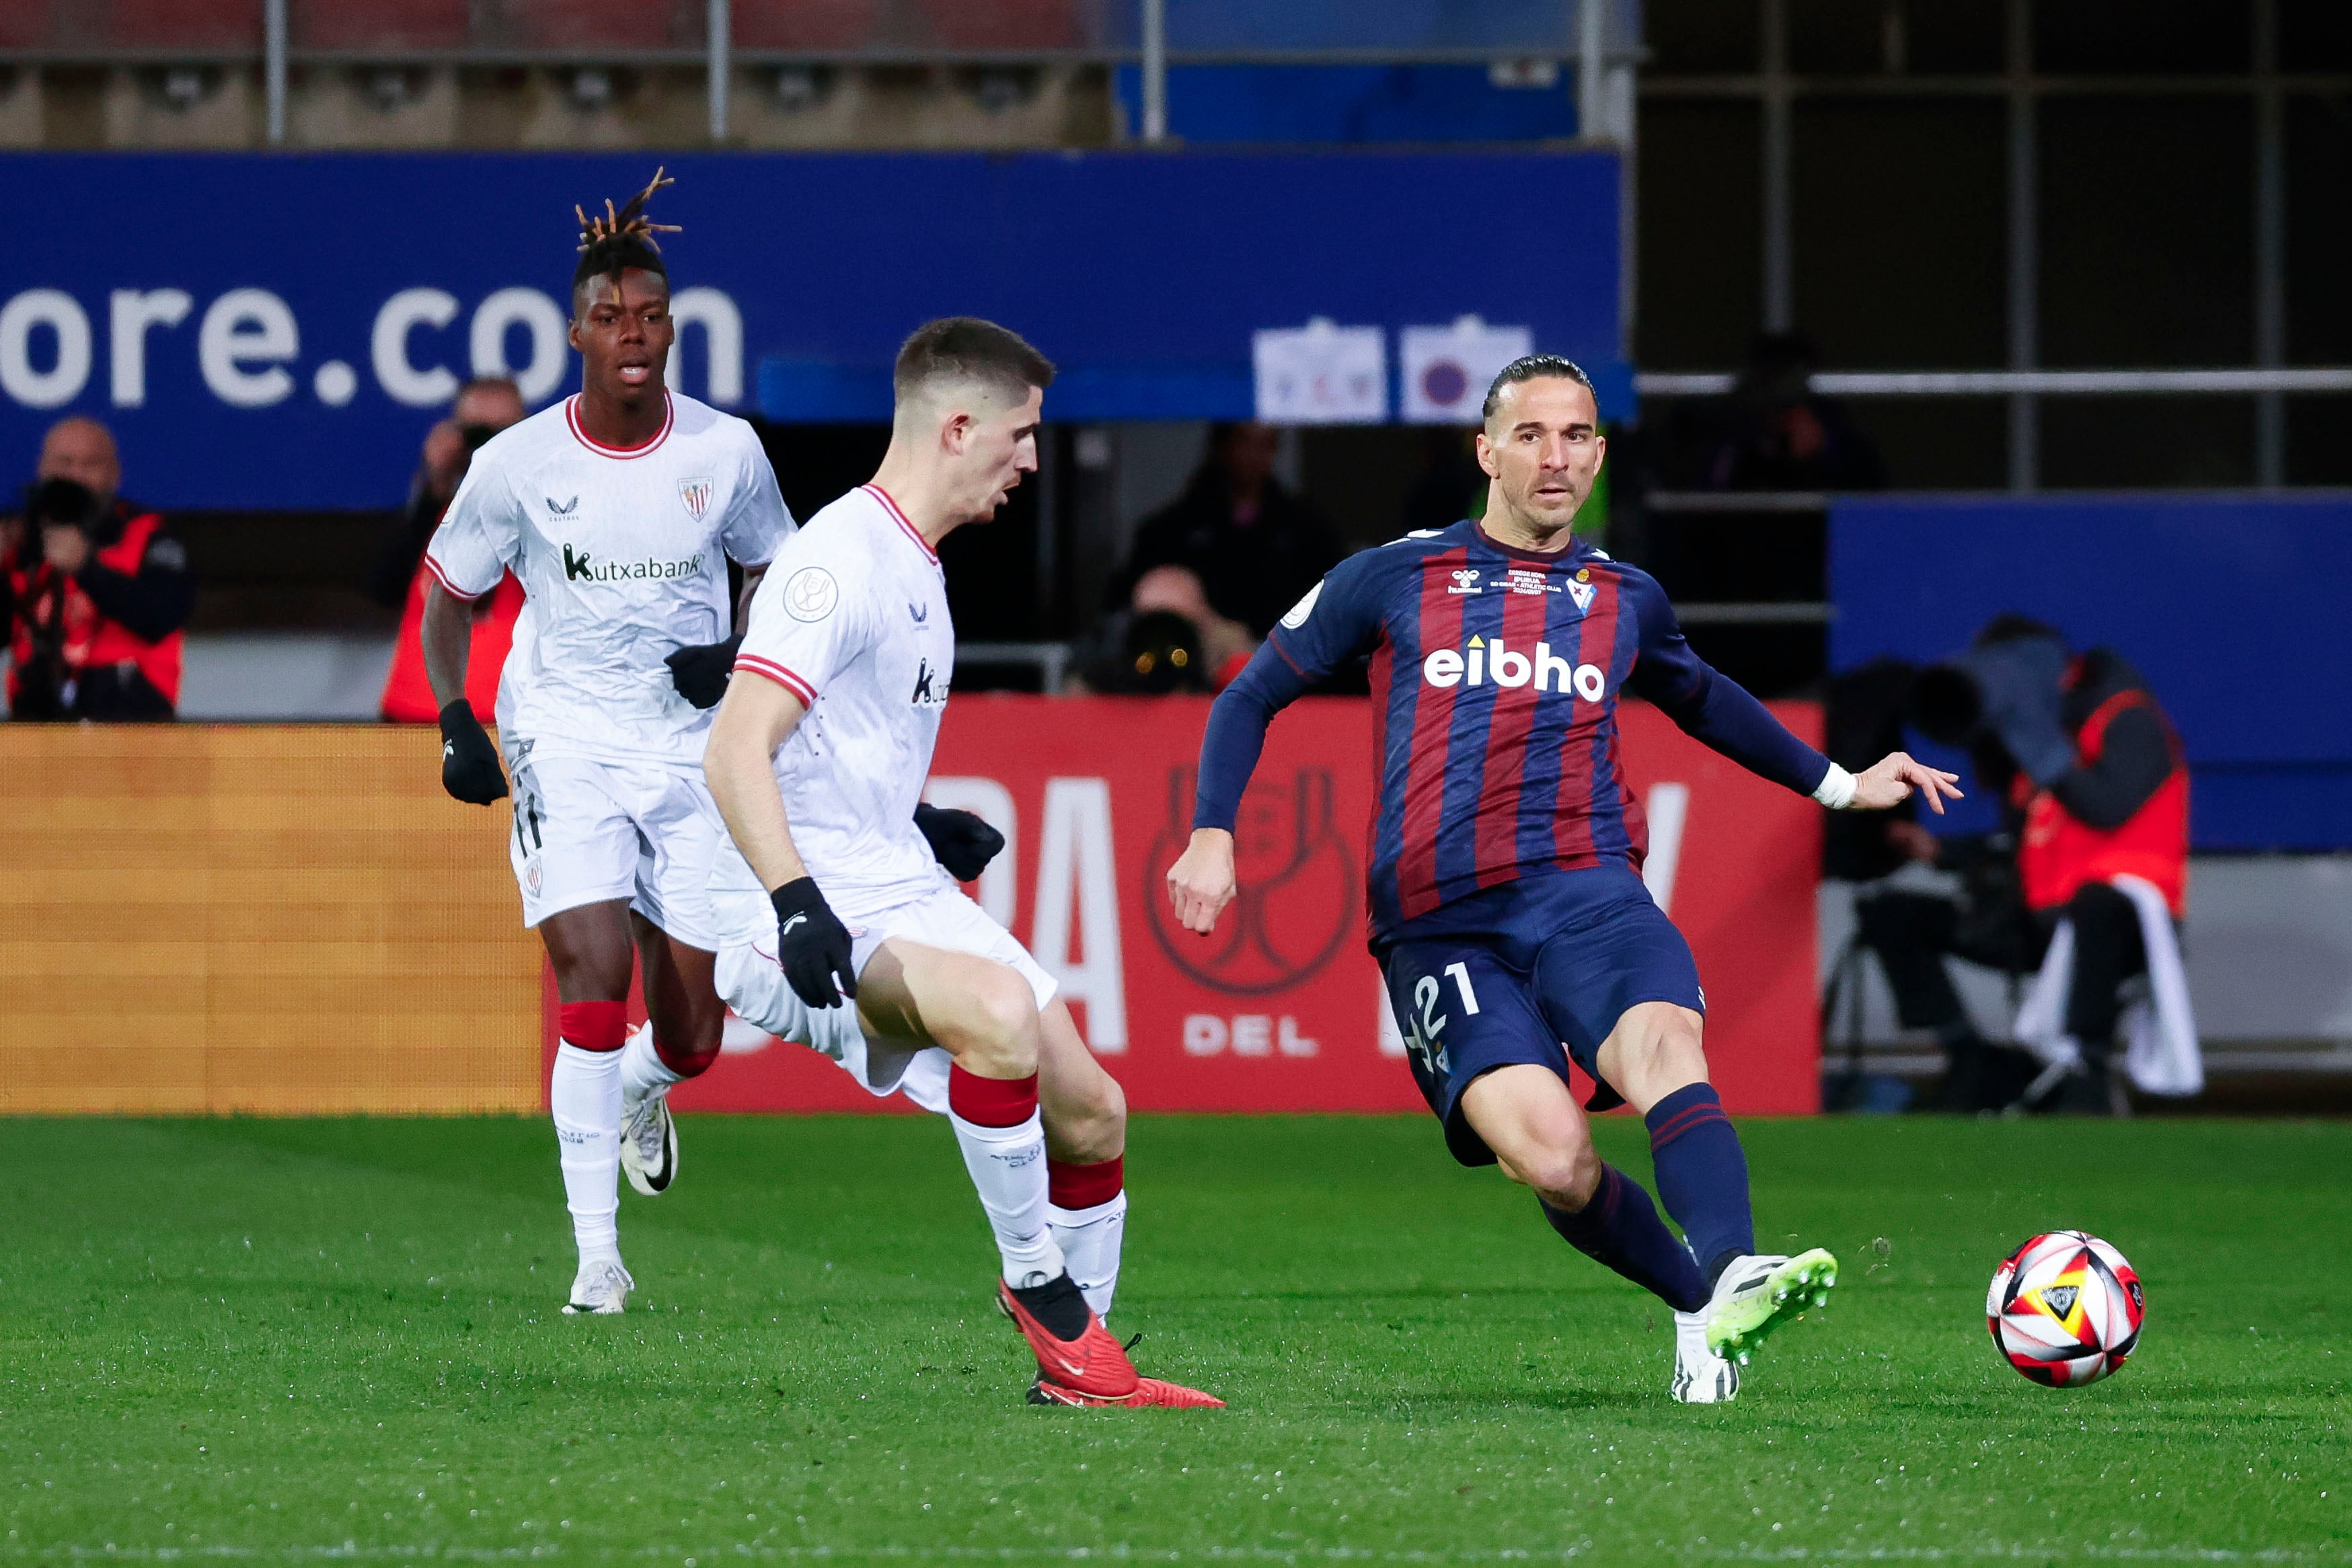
[564, 543, 708, 584]
[1447, 568, 1482, 595]
[547, 495, 578, 516]
[1422, 634, 1607, 701]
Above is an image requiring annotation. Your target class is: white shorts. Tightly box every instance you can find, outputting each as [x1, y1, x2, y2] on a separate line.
[712, 881, 1059, 1108]
[506, 750, 722, 951]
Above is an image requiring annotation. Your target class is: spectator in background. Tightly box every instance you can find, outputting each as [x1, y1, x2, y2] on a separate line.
[1911, 615, 2195, 1115]
[1824, 657, 2039, 1113]
[3, 417, 193, 721]
[1111, 422, 1341, 637]
[1699, 332, 1886, 493]
[370, 377, 527, 722]
[1071, 569, 1256, 695]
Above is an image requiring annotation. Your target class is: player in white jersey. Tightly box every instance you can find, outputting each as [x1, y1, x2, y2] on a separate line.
[704, 319, 1219, 1409]
[420, 171, 793, 1315]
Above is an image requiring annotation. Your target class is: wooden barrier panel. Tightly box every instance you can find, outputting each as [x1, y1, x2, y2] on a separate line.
[0, 726, 541, 1113]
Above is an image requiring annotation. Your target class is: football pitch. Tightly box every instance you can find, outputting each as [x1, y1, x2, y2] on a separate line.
[4, 1113, 2345, 1564]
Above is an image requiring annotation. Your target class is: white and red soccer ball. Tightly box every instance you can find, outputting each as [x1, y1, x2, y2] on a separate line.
[1987, 1230, 2145, 1386]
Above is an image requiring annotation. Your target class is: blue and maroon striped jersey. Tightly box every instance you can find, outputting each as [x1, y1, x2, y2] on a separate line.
[1193, 518, 1831, 941]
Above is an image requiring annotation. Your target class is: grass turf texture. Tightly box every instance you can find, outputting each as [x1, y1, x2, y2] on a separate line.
[2, 1115, 2345, 1565]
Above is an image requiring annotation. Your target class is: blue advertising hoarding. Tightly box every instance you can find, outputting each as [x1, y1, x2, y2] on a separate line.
[1830, 493, 2352, 851]
[0, 149, 1622, 511]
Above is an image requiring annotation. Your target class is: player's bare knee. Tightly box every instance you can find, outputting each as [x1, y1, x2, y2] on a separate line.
[1051, 1075, 1125, 1164]
[950, 968, 1041, 1079]
[1519, 1141, 1602, 1210]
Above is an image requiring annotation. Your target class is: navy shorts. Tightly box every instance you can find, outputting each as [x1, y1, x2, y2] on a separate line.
[1378, 865, 1704, 1167]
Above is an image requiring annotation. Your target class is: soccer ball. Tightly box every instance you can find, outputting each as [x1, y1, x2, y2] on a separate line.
[1986, 1230, 2144, 1386]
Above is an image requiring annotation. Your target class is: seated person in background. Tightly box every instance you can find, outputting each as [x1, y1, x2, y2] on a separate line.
[1825, 658, 2039, 1113]
[1110, 421, 1341, 638]
[4, 417, 193, 721]
[369, 377, 527, 722]
[1913, 615, 2192, 1115]
[1689, 332, 1886, 493]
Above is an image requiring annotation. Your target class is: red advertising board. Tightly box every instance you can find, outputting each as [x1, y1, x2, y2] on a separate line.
[545, 696, 1823, 1116]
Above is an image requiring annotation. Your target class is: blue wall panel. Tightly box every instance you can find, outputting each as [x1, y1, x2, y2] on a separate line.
[0, 149, 1620, 510]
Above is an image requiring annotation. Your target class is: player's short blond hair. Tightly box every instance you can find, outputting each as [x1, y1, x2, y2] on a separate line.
[893, 317, 1055, 410]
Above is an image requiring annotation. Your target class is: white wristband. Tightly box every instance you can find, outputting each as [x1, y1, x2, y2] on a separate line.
[1813, 762, 1858, 810]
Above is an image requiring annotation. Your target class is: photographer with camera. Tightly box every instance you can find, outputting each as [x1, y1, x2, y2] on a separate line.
[1823, 658, 2040, 1113]
[1912, 615, 2200, 1114]
[369, 377, 527, 722]
[3, 417, 194, 721]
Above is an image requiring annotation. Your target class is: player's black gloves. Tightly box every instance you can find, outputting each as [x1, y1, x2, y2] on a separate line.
[665, 633, 744, 710]
[771, 876, 858, 1009]
[913, 803, 1006, 883]
[437, 699, 509, 805]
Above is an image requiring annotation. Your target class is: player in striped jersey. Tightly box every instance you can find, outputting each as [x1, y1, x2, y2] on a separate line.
[1167, 356, 1959, 1403]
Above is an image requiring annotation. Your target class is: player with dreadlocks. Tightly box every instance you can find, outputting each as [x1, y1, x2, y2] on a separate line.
[416, 168, 796, 1315]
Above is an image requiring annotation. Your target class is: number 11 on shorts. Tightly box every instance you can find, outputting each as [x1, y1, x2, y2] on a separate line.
[1444, 962, 1480, 1015]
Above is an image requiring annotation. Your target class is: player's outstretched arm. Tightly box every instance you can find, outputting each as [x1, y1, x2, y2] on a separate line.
[706, 671, 857, 1005]
[1848, 751, 1965, 814]
[1168, 557, 1381, 935]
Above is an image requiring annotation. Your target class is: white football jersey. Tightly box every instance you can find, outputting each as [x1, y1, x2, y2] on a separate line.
[711, 483, 953, 925]
[424, 391, 792, 769]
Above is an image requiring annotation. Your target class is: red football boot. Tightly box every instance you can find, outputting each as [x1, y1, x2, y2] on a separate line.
[995, 1277, 1139, 1399]
[1028, 1376, 1226, 1409]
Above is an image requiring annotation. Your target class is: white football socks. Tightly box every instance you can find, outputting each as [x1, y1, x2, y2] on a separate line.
[617, 1022, 681, 1110]
[1049, 1191, 1127, 1319]
[549, 1042, 623, 1263]
[947, 1106, 1066, 1288]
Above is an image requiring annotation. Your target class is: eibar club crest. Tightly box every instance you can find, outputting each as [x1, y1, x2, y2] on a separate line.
[678, 477, 714, 522]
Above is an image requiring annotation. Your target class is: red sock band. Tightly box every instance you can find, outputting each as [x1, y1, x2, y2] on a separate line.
[556, 1000, 628, 1053]
[947, 1066, 1038, 1128]
[652, 1034, 721, 1079]
[1048, 1154, 1125, 1210]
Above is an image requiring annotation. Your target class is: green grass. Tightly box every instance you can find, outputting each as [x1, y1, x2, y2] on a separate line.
[2, 1114, 2346, 1564]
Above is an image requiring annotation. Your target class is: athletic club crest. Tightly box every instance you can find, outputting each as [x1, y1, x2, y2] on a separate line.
[678, 477, 714, 521]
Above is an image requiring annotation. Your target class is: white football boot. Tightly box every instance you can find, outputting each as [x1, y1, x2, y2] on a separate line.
[1703, 1247, 1837, 1365]
[1671, 1309, 1740, 1403]
[563, 1257, 635, 1315]
[619, 1087, 679, 1197]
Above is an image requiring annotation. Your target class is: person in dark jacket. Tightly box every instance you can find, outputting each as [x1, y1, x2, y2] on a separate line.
[1111, 422, 1342, 638]
[1913, 615, 2189, 1114]
[4, 418, 194, 721]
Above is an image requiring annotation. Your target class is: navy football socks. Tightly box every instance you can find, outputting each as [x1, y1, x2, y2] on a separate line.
[1644, 1083, 1757, 1288]
[1540, 1165, 1710, 1313]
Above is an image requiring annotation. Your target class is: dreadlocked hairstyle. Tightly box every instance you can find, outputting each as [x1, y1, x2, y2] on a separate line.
[571, 167, 681, 305]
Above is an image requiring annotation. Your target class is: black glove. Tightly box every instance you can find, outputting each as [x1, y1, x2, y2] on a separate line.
[437, 699, 509, 805]
[913, 802, 1006, 884]
[665, 633, 744, 709]
[771, 877, 858, 1009]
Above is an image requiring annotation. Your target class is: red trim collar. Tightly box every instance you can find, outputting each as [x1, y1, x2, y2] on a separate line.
[862, 484, 939, 564]
[566, 393, 673, 459]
